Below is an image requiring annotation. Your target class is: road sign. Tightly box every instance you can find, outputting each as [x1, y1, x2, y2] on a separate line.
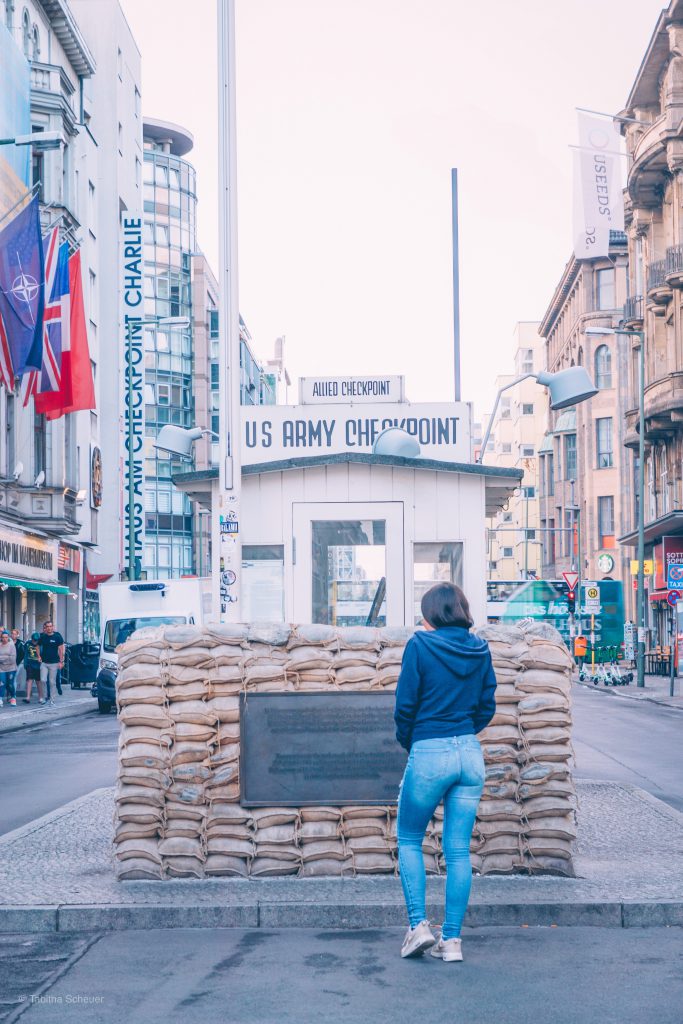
[667, 590, 681, 607]
[583, 581, 600, 613]
[562, 571, 579, 591]
[630, 559, 654, 576]
[666, 563, 683, 589]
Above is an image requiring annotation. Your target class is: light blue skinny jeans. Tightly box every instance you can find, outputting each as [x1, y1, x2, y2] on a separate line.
[397, 734, 485, 939]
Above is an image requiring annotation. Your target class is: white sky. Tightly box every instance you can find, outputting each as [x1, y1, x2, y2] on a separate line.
[120, 0, 663, 416]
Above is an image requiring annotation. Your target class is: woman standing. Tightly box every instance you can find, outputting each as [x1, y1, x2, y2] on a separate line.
[0, 630, 18, 707]
[394, 582, 496, 962]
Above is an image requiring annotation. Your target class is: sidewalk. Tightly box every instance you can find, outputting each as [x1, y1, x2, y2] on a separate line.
[0, 780, 681, 933]
[0, 686, 96, 736]
[576, 672, 683, 710]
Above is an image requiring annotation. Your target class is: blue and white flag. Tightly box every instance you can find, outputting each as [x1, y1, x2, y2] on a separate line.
[0, 196, 44, 386]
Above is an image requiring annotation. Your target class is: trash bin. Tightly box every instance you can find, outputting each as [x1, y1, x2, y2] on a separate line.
[64, 642, 100, 689]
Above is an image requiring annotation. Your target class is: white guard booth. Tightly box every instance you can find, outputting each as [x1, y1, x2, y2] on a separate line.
[173, 390, 522, 628]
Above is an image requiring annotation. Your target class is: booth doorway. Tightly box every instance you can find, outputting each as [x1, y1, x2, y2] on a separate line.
[292, 502, 405, 626]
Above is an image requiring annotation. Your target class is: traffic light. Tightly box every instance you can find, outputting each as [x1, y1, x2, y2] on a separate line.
[567, 590, 576, 613]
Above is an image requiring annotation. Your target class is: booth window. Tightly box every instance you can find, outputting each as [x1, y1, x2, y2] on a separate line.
[242, 545, 285, 622]
[413, 542, 463, 625]
[312, 520, 386, 626]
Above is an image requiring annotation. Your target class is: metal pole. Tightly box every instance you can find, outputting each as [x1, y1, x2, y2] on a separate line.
[637, 330, 645, 687]
[451, 168, 461, 402]
[215, 0, 242, 622]
[126, 318, 136, 582]
[569, 478, 576, 639]
[524, 489, 529, 580]
[670, 607, 676, 699]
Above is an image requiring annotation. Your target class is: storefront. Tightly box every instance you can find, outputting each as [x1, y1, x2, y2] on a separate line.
[173, 396, 522, 626]
[0, 525, 71, 636]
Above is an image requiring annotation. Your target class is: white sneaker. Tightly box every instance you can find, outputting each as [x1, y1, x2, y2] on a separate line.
[38, 699, 46, 705]
[49, 699, 55, 706]
[431, 936, 463, 962]
[400, 920, 436, 958]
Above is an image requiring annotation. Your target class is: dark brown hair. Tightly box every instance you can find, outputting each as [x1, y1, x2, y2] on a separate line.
[421, 582, 473, 630]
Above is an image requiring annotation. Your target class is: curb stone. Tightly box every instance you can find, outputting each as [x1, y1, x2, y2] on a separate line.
[0, 900, 681, 933]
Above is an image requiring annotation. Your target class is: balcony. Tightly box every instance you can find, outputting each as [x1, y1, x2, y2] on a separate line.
[666, 244, 683, 288]
[623, 371, 683, 448]
[623, 295, 644, 326]
[30, 62, 77, 134]
[646, 259, 672, 313]
[0, 483, 82, 536]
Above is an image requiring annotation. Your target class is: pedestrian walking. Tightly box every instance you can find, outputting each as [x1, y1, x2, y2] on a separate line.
[394, 582, 496, 963]
[22, 633, 44, 704]
[38, 621, 65, 707]
[0, 630, 18, 707]
[12, 628, 26, 699]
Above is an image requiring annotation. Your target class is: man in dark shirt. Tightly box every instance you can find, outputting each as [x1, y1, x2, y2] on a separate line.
[39, 621, 65, 707]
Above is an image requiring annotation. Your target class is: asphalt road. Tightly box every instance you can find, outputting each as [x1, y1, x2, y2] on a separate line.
[0, 713, 118, 835]
[1, 683, 681, 838]
[1, 927, 681, 1024]
[571, 683, 683, 812]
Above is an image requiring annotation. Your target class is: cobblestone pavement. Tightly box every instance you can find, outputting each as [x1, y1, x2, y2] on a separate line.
[0, 781, 681, 912]
[2, 927, 682, 1024]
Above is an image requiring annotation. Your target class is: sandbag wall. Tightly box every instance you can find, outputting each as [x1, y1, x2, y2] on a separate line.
[113, 621, 576, 880]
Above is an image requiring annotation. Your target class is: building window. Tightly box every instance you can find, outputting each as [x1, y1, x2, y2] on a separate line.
[521, 445, 535, 457]
[5, 1, 13, 31]
[564, 433, 577, 479]
[598, 495, 615, 549]
[521, 348, 534, 374]
[33, 411, 46, 477]
[596, 267, 615, 310]
[548, 452, 554, 496]
[500, 398, 511, 419]
[502, 547, 513, 558]
[31, 22, 39, 58]
[501, 442, 512, 453]
[596, 417, 613, 468]
[134, 87, 141, 119]
[595, 344, 612, 388]
[525, 529, 536, 540]
[118, 122, 123, 155]
[522, 485, 535, 498]
[117, 47, 122, 79]
[522, 403, 534, 415]
[21, 7, 29, 57]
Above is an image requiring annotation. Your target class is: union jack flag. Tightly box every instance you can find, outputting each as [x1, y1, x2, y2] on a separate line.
[21, 227, 70, 407]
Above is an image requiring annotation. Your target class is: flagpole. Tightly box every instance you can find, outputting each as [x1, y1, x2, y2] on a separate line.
[0, 182, 40, 230]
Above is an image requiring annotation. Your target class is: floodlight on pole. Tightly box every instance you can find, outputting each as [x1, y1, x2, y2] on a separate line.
[372, 428, 421, 458]
[153, 425, 218, 460]
[585, 322, 647, 689]
[478, 366, 598, 464]
[0, 130, 64, 151]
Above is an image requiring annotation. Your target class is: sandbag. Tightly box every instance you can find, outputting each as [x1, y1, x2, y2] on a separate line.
[115, 838, 162, 863]
[287, 624, 338, 649]
[300, 840, 346, 862]
[115, 858, 164, 880]
[337, 627, 381, 651]
[119, 705, 173, 729]
[301, 807, 342, 822]
[204, 855, 250, 877]
[164, 857, 205, 878]
[250, 857, 299, 877]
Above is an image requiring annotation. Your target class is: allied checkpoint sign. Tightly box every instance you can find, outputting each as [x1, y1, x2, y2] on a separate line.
[299, 375, 405, 405]
[241, 401, 472, 465]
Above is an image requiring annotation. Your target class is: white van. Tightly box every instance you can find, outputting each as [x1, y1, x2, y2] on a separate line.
[95, 578, 211, 711]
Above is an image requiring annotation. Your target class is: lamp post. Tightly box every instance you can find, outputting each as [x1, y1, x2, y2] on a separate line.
[585, 324, 645, 687]
[478, 366, 598, 463]
[216, 0, 242, 623]
[126, 315, 189, 582]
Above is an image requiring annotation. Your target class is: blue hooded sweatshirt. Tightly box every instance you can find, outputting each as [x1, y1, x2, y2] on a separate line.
[394, 627, 497, 751]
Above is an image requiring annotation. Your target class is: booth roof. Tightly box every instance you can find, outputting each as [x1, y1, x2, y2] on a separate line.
[172, 453, 522, 517]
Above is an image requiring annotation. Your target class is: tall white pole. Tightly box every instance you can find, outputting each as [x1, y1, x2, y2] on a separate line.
[214, 0, 242, 621]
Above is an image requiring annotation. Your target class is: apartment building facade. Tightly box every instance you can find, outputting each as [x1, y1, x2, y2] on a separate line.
[486, 324, 545, 582]
[538, 233, 630, 602]
[616, 0, 683, 643]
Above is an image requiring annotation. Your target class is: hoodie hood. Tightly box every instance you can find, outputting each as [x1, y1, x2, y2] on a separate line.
[413, 626, 490, 677]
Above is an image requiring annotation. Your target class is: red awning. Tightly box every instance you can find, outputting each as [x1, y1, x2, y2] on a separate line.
[649, 590, 669, 603]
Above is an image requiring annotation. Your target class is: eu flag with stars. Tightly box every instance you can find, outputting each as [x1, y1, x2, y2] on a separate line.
[0, 196, 45, 380]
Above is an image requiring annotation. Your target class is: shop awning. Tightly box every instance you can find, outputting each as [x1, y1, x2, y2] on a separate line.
[0, 576, 70, 595]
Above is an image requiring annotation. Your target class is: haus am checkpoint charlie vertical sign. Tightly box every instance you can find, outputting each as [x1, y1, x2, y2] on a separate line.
[241, 401, 472, 465]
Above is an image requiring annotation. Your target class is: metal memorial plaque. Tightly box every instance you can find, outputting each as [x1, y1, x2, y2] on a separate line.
[240, 693, 407, 806]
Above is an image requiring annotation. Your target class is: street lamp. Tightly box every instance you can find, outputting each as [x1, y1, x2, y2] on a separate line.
[0, 130, 64, 151]
[125, 315, 190, 582]
[478, 366, 598, 463]
[585, 323, 646, 688]
[153, 424, 219, 459]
